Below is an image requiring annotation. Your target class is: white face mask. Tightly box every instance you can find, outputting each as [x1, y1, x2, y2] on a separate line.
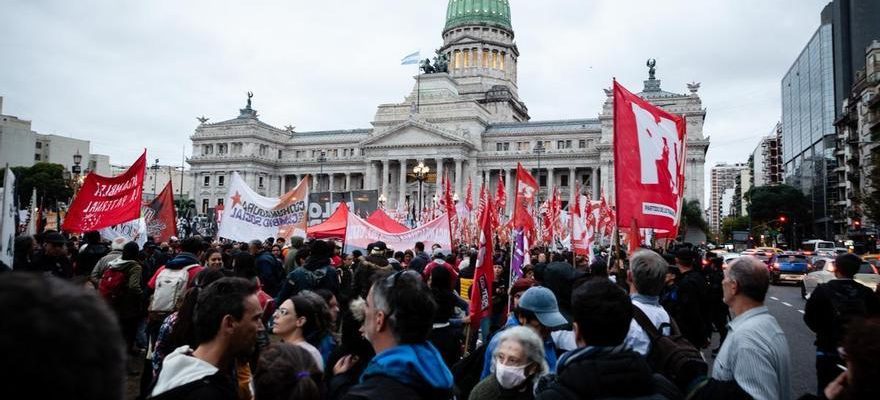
[495, 362, 528, 389]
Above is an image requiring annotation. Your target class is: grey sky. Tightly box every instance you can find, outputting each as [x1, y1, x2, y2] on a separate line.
[0, 0, 830, 202]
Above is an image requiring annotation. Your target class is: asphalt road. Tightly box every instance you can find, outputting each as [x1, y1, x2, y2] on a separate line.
[704, 283, 818, 398]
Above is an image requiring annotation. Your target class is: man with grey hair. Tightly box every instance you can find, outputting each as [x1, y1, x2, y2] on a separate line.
[623, 249, 672, 355]
[711, 256, 791, 400]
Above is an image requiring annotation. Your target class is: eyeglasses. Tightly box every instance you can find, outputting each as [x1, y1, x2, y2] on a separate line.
[274, 307, 292, 316]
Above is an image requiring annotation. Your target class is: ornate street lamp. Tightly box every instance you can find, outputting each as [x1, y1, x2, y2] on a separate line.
[413, 161, 430, 224]
[70, 150, 83, 197]
[151, 158, 160, 195]
[533, 141, 545, 203]
[317, 151, 327, 191]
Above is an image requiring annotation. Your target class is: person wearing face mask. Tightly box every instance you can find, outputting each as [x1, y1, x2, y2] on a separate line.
[470, 326, 548, 400]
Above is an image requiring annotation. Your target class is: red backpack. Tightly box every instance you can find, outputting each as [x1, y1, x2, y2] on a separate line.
[99, 267, 128, 304]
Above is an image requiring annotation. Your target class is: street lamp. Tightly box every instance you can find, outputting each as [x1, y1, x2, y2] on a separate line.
[151, 158, 160, 195]
[317, 151, 327, 191]
[533, 141, 545, 202]
[413, 161, 430, 224]
[70, 150, 83, 197]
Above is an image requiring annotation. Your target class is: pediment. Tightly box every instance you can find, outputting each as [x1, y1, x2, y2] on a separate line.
[360, 119, 474, 149]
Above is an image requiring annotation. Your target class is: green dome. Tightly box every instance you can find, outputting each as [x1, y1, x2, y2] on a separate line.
[445, 0, 512, 31]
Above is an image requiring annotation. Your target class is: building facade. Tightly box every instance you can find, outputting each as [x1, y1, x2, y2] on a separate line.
[751, 124, 783, 188]
[710, 163, 748, 233]
[188, 1, 710, 218]
[0, 96, 111, 175]
[834, 40, 880, 237]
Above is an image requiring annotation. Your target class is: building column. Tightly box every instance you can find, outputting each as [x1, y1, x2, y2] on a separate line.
[435, 158, 444, 194]
[329, 173, 336, 192]
[591, 167, 599, 199]
[345, 172, 351, 191]
[381, 159, 390, 199]
[569, 167, 576, 206]
[547, 168, 555, 193]
[281, 175, 287, 194]
[505, 168, 512, 215]
[454, 159, 463, 196]
[398, 159, 407, 209]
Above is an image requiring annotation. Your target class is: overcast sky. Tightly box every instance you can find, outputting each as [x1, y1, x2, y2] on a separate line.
[1, 0, 830, 201]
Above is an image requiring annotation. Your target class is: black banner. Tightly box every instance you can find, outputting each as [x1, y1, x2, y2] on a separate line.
[307, 190, 378, 225]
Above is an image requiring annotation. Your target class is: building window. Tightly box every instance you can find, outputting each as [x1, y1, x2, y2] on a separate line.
[278, 150, 282, 159]
[499, 52, 505, 70]
[463, 49, 470, 67]
[539, 175, 547, 187]
[557, 140, 565, 150]
[258, 176, 264, 188]
[202, 199, 209, 214]
[311, 149, 317, 157]
[218, 176, 225, 187]
[343, 149, 348, 157]
[331, 149, 338, 157]
[203, 176, 210, 186]
[565, 140, 572, 149]
[217, 198, 224, 206]
[34, 154, 40, 161]
[218, 144, 228, 154]
[517, 141, 529, 151]
[35, 142, 42, 149]
[579, 139, 586, 148]
[496, 143, 503, 151]
[561, 175, 569, 187]
[482, 49, 490, 68]
[296, 150, 303, 158]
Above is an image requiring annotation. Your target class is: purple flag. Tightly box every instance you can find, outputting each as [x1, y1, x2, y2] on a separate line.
[510, 228, 526, 284]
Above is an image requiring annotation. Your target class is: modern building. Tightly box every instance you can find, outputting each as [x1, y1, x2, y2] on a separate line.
[751, 124, 783, 188]
[829, 0, 880, 118]
[834, 40, 880, 237]
[187, 0, 710, 218]
[781, 4, 838, 240]
[710, 163, 748, 233]
[0, 96, 111, 175]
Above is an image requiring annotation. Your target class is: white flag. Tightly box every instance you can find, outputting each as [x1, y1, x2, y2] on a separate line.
[401, 51, 420, 65]
[1, 167, 16, 267]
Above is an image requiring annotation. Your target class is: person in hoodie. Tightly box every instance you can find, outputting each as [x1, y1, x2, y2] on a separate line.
[251, 239, 284, 297]
[150, 277, 264, 400]
[283, 235, 306, 274]
[337, 270, 455, 400]
[535, 279, 681, 400]
[422, 249, 458, 289]
[408, 241, 431, 275]
[352, 241, 392, 299]
[106, 241, 145, 357]
[76, 230, 109, 277]
[276, 239, 340, 302]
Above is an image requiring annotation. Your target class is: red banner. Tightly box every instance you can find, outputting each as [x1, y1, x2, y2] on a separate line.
[145, 181, 178, 243]
[613, 81, 686, 236]
[469, 197, 494, 328]
[63, 151, 146, 233]
[513, 163, 538, 238]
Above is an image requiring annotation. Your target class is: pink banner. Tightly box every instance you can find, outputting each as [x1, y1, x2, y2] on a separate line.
[343, 211, 452, 254]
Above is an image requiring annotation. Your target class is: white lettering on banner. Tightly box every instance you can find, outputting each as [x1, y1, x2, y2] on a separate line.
[631, 102, 682, 195]
[642, 202, 676, 220]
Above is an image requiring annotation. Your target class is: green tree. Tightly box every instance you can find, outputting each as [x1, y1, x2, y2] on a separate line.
[720, 215, 750, 242]
[678, 198, 710, 239]
[0, 163, 73, 209]
[174, 198, 196, 218]
[747, 184, 810, 245]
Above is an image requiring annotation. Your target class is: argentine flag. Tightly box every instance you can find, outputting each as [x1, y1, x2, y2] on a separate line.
[400, 51, 420, 65]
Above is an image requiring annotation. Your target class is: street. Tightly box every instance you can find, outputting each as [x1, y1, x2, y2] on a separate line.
[705, 283, 818, 398]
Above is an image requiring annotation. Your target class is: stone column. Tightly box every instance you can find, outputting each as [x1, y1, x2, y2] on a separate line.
[591, 167, 599, 199]
[345, 172, 351, 191]
[435, 158, 444, 194]
[569, 167, 576, 206]
[281, 175, 287, 194]
[547, 168, 555, 192]
[505, 168, 512, 215]
[381, 159, 390, 199]
[329, 173, 336, 192]
[398, 159, 407, 209]
[454, 159, 463, 196]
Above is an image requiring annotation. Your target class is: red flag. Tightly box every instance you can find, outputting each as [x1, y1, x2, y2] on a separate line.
[599, 192, 614, 238]
[145, 181, 178, 243]
[496, 174, 507, 213]
[465, 177, 473, 211]
[571, 184, 588, 255]
[512, 163, 538, 235]
[443, 173, 457, 245]
[613, 80, 687, 237]
[628, 218, 642, 251]
[63, 151, 146, 232]
[469, 197, 494, 327]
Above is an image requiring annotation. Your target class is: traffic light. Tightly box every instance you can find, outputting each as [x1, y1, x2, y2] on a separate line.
[854, 220, 861, 228]
[779, 216, 787, 223]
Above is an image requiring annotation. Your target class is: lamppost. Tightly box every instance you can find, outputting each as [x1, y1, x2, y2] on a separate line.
[69, 150, 84, 203]
[533, 141, 545, 203]
[317, 151, 327, 191]
[151, 158, 160, 195]
[413, 161, 430, 224]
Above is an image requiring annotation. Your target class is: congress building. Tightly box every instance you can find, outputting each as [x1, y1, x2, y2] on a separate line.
[188, 0, 709, 217]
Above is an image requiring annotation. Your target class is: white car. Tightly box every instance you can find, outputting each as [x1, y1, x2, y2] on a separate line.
[801, 257, 880, 299]
[722, 253, 740, 266]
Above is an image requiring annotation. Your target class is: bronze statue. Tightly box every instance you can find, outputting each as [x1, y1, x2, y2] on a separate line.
[646, 59, 656, 80]
[432, 49, 449, 73]
[420, 58, 435, 74]
[197, 116, 209, 124]
[246, 91, 253, 108]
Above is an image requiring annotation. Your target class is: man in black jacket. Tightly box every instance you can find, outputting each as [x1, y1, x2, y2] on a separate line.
[408, 241, 430, 274]
[150, 277, 264, 400]
[535, 279, 680, 400]
[804, 253, 880, 395]
[671, 249, 710, 348]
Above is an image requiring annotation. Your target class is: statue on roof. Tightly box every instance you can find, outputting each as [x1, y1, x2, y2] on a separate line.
[420, 58, 435, 74]
[646, 59, 656, 80]
[432, 49, 449, 73]
[197, 116, 209, 124]
[246, 91, 253, 109]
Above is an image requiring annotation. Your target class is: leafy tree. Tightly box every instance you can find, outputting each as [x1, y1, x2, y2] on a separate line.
[720, 215, 750, 242]
[0, 163, 73, 209]
[747, 184, 810, 225]
[678, 198, 710, 239]
[174, 198, 196, 218]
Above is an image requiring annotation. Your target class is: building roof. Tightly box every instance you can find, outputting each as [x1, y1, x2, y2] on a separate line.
[486, 118, 600, 134]
[445, 0, 512, 31]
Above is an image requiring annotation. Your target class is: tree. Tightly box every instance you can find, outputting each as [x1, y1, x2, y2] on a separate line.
[678, 199, 710, 239]
[174, 198, 196, 218]
[0, 163, 73, 209]
[747, 184, 810, 245]
[720, 215, 750, 242]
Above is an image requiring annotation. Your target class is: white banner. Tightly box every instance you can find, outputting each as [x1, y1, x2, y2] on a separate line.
[217, 172, 309, 242]
[99, 217, 147, 247]
[343, 211, 452, 255]
[1, 168, 16, 267]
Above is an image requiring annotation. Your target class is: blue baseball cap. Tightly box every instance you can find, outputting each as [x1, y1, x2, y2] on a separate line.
[518, 286, 568, 328]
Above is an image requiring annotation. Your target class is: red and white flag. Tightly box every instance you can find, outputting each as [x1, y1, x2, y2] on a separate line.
[469, 193, 495, 328]
[613, 81, 687, 237]
[571, 184, 589, 256]
[63, 151, 146, 232]
[513, 163, 538, 242]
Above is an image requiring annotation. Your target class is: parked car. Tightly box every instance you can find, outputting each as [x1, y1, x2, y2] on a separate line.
[722, 252, 741, 265]
[768, 254, 809, 285]
[757, 247, 784, 255]
[801, 257, 880, 299]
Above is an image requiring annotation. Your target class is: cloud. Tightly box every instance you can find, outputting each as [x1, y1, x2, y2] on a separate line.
[0, 0, 831, 204]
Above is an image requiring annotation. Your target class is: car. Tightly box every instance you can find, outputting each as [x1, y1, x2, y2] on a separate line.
[757, 247, 784, 255]
[801, 257, 880, 299]
[768, 254, 809, 285]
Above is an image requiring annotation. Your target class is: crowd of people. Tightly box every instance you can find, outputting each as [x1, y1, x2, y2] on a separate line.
[3, 229, 880, 400]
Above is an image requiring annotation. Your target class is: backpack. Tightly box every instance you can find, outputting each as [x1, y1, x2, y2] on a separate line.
[99, 266, 128, 304]
[826, 281, 870, 346]
[149, 264, 199, 314]
[632, 305, 708, 391]
[288, 266, 330, 294]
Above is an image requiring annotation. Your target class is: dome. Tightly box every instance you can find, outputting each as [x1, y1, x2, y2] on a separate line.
[445, 0, 512, 31]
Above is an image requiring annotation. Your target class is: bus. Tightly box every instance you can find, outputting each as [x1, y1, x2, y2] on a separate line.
[801, 240, 836, 256]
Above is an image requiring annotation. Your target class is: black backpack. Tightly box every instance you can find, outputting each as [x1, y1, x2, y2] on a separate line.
[826, 281, 870, 346]
[632, 305, 708, 391]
